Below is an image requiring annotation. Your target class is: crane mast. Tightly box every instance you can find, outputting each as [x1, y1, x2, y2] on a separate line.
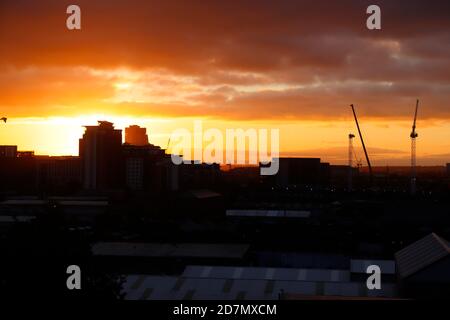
[350, 104, 373, 181]
[410, 99, 419, 195]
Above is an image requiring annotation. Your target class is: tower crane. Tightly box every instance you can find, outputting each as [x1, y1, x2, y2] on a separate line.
[410, 99, 419, 195]
[350, 104, 373, 182]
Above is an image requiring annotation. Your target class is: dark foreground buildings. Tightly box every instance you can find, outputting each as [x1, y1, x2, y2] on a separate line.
[0, 121, 220, 195]
[395, 233, 450, 298]
[78, 121, 182, 193]
[1, 122, 450, 300]
[0, 146, 36, 193]
[110, 232, 450, 299]
[261, 157, 359, 189]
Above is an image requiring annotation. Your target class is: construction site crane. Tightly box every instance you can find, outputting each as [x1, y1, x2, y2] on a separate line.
[350, 104, 373, 181]
[410, 99, 419, 195]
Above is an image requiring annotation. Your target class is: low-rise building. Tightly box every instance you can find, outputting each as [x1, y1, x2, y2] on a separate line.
[395, 233, 450, 298]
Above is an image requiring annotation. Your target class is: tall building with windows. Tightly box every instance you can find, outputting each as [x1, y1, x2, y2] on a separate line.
[79, 121, 123, 191]
[125, 157, 145, 190]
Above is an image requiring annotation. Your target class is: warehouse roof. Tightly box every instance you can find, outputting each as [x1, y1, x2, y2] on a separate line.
[92, 242, 249, 259]
[395, 233, 450, 279]
[122, 275, 397, 300]
[350, 259, 396, 274]
[182, 265, 349, 282]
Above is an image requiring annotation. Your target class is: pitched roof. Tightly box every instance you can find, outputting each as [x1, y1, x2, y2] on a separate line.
[395, 233, 450, 279]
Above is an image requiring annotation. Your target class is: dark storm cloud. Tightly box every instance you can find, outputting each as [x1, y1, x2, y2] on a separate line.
[0, 0, 449, 119]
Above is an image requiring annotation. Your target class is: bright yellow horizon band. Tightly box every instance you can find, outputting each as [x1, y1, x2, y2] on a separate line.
[1, 115, 449, 166]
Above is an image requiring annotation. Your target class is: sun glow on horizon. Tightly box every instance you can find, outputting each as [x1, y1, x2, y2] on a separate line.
[0, 115, 173, 156]
[1, 115, 450, 166]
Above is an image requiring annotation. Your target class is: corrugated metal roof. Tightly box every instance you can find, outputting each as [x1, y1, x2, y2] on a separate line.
[122, 275, 397, 300]
[226, 210, 311, 218]
[1, 200, 47, 205]
[350, 259, 396, 274]
[182, 265, 350, 282]
[92, 242, 249, 259]
[395, 233, 450, 279]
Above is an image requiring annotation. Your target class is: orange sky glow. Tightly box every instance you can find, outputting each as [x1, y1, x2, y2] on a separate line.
[1, 1, 450, 165]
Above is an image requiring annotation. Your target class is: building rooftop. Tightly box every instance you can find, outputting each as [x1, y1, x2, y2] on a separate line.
[226, 209, 311, 218]
[122, 274, 397, 300]
[350, 259, 396, 274]
[59, 200, 108, 206]
[395, 233, 450, 279]
[92, 242, 249, 259]
[0, 200, 47, 206]
[182, 265, 350, 282]
[256, 251, 350, 269]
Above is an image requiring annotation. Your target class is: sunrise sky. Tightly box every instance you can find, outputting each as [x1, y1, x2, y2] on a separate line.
[1, 0, 450, 165]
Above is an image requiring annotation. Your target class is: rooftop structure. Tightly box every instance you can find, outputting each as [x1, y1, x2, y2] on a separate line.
[125, 125, 149, 146]
[395, 233, 450, 279]
[122, 274, 397, 300]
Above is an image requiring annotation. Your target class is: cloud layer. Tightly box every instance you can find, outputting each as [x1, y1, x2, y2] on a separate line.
[1, 0, 450, 120]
